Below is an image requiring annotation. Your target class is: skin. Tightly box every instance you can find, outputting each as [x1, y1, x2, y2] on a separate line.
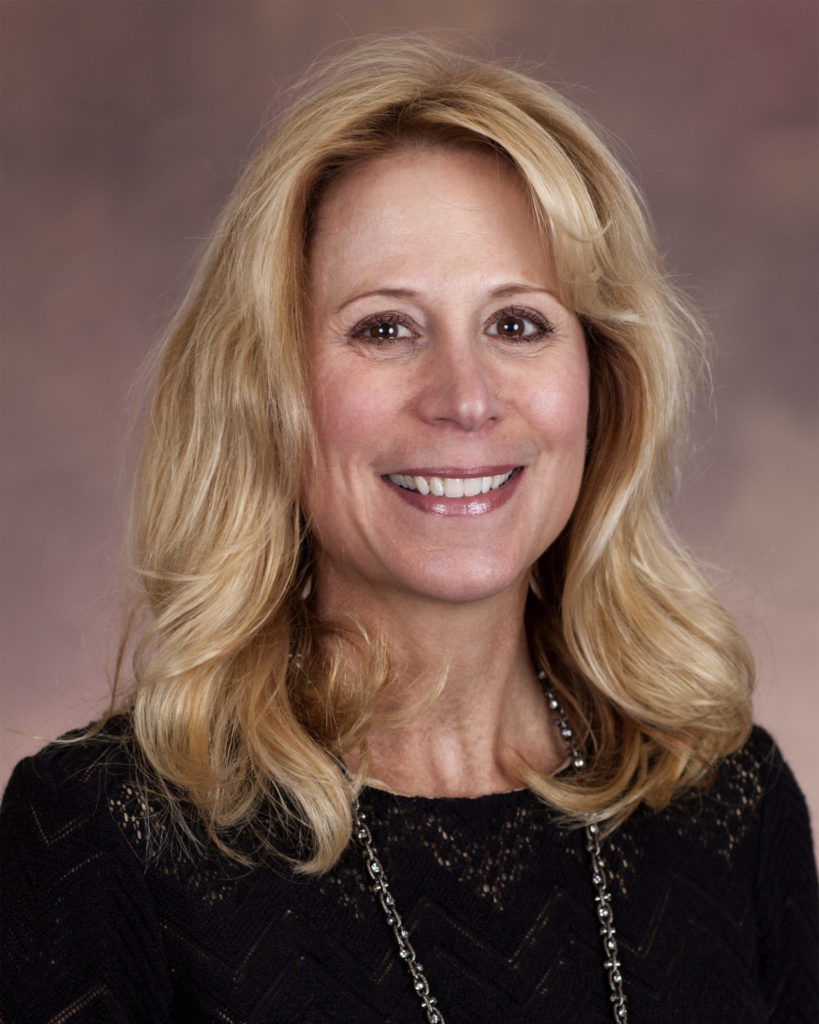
[303, 147, 589, 796]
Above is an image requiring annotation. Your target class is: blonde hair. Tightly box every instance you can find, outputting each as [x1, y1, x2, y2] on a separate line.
[115, 37, 753, 871]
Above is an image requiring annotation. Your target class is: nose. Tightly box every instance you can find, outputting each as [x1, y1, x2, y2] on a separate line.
[415, 336, 500, 430]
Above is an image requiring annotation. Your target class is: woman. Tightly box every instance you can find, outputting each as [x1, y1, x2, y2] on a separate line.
[2, 38, 816, 1023]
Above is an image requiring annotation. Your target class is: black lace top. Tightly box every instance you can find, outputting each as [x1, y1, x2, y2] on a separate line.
[1, 722, 817, 1023]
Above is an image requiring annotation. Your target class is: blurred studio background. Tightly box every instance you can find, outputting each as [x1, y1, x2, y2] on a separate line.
[2, 2, 817, 833]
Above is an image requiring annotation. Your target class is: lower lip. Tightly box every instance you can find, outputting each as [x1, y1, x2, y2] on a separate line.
[383, 469, 523, 517]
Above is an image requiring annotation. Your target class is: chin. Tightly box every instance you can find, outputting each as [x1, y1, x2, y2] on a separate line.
[394, 558, 529, 607]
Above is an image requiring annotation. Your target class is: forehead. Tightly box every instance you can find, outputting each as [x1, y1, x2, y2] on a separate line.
[307, 147, 553, 301]
[312, 144, 530, 229]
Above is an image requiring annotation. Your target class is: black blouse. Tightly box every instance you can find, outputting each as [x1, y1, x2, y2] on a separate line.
[1, 721, 817, 1022]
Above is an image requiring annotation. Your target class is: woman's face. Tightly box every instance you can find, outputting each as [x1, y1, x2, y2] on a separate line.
[303, 147, 589, 612]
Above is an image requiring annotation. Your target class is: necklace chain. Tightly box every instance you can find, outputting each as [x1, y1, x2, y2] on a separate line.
[543, 689, 627, 1018]
[353, 676, 628, 1023]
[355, 811, 445, 1023]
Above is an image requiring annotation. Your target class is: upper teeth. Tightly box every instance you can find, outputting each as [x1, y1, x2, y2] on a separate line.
[388, 470, 515, 497]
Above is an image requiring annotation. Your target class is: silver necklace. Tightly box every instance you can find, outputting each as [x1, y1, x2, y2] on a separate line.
[353, 676, 629, 1023]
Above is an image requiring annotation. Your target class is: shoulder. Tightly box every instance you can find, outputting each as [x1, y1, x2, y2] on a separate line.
[612, 724, 815, 894]
[672, 725, 817, 982]
[723, 722, 796, 786]
[2, 714, 136, 800]
[722, 727, 819, 1018]
[707, 724, 812, 839]
[1, 715, 152, 866]
[719, 724, 817, 889]
[1, 718, 177, 1021]
[606, 726, 817, 1020]
[712, 724, 801, 804]
[661, 724, 814, 859]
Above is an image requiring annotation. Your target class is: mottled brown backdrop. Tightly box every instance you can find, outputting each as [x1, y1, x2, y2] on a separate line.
[2, 2, 817, 834]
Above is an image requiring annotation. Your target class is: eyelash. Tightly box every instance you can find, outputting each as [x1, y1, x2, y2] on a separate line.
[347, 306, 555, 346]
[485, 306, 555, 342]
[347, 311, 414, 346]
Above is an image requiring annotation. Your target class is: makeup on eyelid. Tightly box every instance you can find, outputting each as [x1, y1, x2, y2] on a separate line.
[346, 306, 556, 348]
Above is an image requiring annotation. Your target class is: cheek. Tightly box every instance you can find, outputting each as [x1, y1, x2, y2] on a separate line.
[558, 386, 590, 450]
[310, 362, 395, 474]
[526, 365, 590, 453]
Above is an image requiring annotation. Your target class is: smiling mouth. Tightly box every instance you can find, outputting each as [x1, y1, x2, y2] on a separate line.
[386, 468, 518, 498]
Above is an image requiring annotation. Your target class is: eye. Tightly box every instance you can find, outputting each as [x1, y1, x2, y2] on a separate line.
[348, 312, 417, 346]
[485, 306, 554, 342]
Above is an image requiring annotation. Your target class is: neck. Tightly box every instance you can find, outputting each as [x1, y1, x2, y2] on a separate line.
[315, 577, 565, 797]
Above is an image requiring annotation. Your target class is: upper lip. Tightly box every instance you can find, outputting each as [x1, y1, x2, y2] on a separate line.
[384, 464, 520, 478]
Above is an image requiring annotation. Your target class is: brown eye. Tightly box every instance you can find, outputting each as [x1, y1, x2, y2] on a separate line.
[498, 315, 524, 337]
[485, 307, 554, 343]
[369, 321, 398, 340]
[348, 313, 416, 346]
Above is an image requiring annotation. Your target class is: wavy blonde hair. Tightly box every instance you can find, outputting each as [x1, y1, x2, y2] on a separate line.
[114, 37, 753, 871]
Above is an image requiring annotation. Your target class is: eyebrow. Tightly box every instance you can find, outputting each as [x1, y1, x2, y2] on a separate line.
[333, 282, 560, 316]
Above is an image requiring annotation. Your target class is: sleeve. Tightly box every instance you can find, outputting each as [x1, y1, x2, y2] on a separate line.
[751, 731, 819, 1023]
[0, 749, 174, 1023]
